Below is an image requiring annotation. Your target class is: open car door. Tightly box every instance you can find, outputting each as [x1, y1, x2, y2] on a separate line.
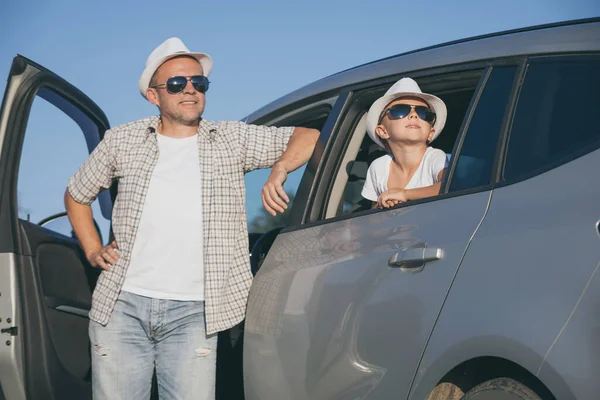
[0, 55, 112, 400]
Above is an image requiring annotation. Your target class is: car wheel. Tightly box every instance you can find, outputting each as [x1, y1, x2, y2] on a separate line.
[462, 378, 541, 400]
[426, 382, 464, 400]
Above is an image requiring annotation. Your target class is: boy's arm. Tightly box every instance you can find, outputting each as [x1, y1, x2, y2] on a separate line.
[376, 184, 440, 208]
[377, 168, 446, 208]
[405, 181, 443, 201]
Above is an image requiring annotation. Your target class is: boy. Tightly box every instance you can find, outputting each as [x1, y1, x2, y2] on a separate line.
[361, 77, 448, 208]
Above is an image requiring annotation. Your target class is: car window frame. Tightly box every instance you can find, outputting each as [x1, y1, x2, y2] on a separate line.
[443, 61, 524, 194]
[0, 57, 111, 253]
[277, 57, 534, 233]
[16, 87, 113, 225]
[309, 64, 491, 222]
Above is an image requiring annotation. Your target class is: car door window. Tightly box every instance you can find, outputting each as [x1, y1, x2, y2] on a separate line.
[246, 165, 305, 234]
[246, 101, 335, 234]
[328, 69, 485, 218]
[448, 66, 518, 192]
[503, 56, 600, 181]
[17, 88, 111, 242]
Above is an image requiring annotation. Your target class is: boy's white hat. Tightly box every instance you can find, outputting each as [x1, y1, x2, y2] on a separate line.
[366, 77, 447, 149]
[139, 37, 213, 99]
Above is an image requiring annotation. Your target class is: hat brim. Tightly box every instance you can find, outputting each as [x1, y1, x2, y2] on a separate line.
[138, 52, 213, 99]
[365, 91, 447, 149]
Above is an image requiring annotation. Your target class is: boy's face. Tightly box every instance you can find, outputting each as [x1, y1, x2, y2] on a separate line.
[376, 97, 435, 147]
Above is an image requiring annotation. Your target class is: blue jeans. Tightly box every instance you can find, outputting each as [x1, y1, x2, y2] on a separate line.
[89, 291, 218, 400]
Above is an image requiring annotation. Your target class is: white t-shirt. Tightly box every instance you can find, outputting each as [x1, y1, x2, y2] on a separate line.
[122, 133, 204, 301]
[361, 147, 448, 202]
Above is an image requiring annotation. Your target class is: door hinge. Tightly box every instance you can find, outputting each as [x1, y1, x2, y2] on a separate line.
[1, 326, 18, 336]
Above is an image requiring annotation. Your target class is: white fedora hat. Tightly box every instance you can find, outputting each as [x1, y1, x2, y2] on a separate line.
[138, 37, 213, 99]
[365, 77, 447, 149]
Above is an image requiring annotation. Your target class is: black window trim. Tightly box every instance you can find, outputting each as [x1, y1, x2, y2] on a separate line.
[246, 89, 341, 127]
[300, 92, 352, 225]
[440, 66, 493, 194]
[489, 58, 528, 186]
[256, 96, 338, 128]
[445, 60, 526, 193]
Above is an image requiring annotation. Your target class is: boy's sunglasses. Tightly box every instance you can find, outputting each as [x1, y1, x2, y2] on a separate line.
[380, 104, 436, 124]
[151, 75, 210, 94]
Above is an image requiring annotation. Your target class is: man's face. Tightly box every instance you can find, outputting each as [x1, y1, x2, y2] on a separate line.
[146, 56, 206, 126]
[377, 97, 435, 145]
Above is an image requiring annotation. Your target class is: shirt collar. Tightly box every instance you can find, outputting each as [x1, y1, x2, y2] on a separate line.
[145, 116, 161, 137]
[145, 116, 215, 141]
[198, 118, 217, 142]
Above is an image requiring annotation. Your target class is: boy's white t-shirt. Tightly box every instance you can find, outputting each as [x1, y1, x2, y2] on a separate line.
[122, 133, 205, 301]
[361, 147, 448, 202]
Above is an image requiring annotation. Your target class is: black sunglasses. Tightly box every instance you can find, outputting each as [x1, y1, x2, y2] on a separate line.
[151, 75, 210, 94]
[380, 104, 436, 124]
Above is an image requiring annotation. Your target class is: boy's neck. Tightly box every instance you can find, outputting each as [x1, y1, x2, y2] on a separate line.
[389, 143, 428, 172]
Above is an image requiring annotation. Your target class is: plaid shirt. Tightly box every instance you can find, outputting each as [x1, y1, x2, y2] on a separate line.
[68, 116, 294, 335]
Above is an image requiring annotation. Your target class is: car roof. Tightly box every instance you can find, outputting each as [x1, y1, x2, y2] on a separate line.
[244, 17, 600, 124]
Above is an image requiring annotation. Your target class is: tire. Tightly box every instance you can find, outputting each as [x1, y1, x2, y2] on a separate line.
[462, 378, 542, 400]
[426, 382, 464, 400]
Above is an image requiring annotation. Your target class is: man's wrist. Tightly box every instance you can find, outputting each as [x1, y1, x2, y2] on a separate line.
[85, 245, 102, 261]
[272, 161, 288, 173]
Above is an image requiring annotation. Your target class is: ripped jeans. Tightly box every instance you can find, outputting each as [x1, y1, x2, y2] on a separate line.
[89, 291, 217, 400]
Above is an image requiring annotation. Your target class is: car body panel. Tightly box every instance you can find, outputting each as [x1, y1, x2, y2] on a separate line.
[0, 253, 25, 400]
[538, 251, 600, 400]
[244, 191, 491, 399]
[410, 149, 600, 399]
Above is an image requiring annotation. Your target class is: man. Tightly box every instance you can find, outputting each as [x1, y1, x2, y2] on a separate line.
[64, 37, 319, 399]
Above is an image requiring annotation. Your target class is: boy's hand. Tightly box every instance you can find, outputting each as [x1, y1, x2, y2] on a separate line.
[377, 189, 408, 209]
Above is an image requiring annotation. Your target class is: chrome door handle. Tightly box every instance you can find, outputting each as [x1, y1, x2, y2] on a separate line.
[388, 247, 443, 270]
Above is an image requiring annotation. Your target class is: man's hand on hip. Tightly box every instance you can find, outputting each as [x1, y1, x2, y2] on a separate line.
[262, 164, 289, 216]
[87, 241, 120, 271]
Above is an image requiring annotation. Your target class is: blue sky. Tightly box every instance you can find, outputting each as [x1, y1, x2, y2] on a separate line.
[1, 0, 598, 237]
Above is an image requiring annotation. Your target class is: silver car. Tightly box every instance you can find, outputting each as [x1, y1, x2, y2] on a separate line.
[241, 17, 600, 400]
[0, 17, 599, 400]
